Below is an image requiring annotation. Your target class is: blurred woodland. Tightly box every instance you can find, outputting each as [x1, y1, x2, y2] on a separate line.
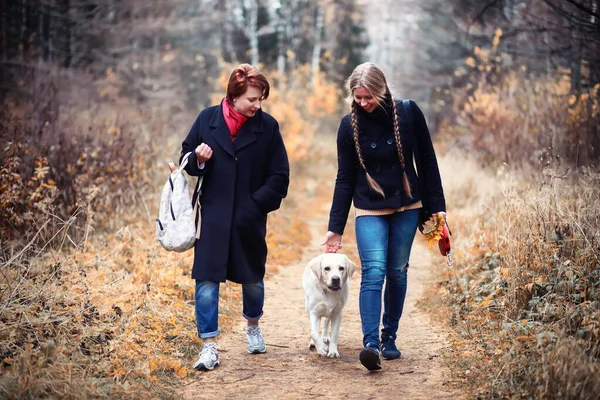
[1, 0, 599, 398]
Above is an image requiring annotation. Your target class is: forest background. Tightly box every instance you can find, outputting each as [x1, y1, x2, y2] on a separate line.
[1, 0, 599, 398]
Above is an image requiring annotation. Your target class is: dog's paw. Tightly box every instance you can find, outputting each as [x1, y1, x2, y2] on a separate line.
[316, 348, 328, 357]
[315, 343, 328, 356]
[327, 349, 340, 358]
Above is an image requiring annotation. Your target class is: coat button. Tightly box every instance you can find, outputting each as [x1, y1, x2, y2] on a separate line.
[370, 142, 377, 148]
[395, 189, 401, 196]
[387, 138, 393, 145]
[392, 163, 397, 169]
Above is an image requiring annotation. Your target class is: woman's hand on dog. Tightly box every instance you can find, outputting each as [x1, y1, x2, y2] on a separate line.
[321, 231, 342, 253]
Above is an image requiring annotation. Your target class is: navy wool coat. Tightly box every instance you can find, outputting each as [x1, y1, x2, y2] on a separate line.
[180, 102, 290, 284]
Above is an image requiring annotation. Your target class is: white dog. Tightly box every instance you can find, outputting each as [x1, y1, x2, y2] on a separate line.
[302, 253, 356, 358]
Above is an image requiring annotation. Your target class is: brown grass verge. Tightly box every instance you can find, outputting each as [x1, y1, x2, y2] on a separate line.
[422, 154, 600, 399]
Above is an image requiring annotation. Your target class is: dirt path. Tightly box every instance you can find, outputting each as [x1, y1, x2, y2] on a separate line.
[179, 201, 462, 400]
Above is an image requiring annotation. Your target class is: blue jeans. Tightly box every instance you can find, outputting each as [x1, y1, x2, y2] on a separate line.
[195, 280, 264, 339]
[355, 209, 419, 347]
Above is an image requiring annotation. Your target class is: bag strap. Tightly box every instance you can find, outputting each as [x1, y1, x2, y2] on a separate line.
[402, 99, 414, 129]
[179, 151, 192, 170]
[180, 151, 204, 239]
[402, 99, 426, 218]
[401, 99, 419, 168]
[194, 175, 204, 238]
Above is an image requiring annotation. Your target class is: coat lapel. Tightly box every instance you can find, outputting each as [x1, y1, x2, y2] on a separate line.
[233, 109, 263, 153]
[209, 103, 235, 158]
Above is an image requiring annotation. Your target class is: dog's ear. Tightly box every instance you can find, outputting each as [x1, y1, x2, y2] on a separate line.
[345, 256, 357, 278]
[309, 254, 325, 280]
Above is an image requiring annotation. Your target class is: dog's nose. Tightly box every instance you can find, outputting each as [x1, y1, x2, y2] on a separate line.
[332, 276, 340, 284]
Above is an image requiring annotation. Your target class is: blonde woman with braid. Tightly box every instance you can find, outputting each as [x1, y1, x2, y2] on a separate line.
[322, 62, 446, 371]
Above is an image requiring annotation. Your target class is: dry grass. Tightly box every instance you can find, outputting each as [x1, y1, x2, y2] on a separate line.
[425, 38, 600, 398]
[424, 154, 600, 399]
[0, 137, 315, 399]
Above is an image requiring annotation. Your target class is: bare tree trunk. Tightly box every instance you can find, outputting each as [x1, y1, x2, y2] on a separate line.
[57, 0, 71, 68]
[1, 0, 7, 64]
[570, 8, 582, 97]
[287, 0, 305, 75]
[39, 2, 50, 62]
[503, 0, 513, 21]
[544, 31, 552, 76]
[233, 0, 260, 65]
[277, 22, 286, 75]
[275, 2, 288, 76]
[153, 35, 160, 73]
[222, 0, 235, 62]
[20, 0, 27, 62]
[311, 4, 323, 80]
[244, 0, 259, 65]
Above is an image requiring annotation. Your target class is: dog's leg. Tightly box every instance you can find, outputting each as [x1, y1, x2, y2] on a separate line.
[306, 295, 316, 350]
[327, 311, 343, 358]
[322, 318, 331, 348]
[310, 318, 328, 352]
[309, 312, 327, 356]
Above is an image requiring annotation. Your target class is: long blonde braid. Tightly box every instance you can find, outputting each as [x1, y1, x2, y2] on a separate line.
[390, 98, 412, 197]
[351, 101, 385, 197]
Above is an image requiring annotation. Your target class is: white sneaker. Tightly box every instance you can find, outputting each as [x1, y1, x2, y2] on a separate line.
[193, 342, 219, 371]
[245, 325, 267, 354]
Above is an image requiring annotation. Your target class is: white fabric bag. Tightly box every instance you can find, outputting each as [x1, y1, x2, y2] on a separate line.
[156, 151, 203, 252]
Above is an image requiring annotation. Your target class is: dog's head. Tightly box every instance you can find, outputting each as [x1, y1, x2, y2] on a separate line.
[308, 253, 356, 291]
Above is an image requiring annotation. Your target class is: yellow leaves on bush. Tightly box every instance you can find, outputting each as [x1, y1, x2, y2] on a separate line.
[0, 143, 59, 234]
[472, 46, 490, 64]
[306, 74, 339, 117]
[568, 83, 600, 124]
[162, 51, 177, 64]
[492, 28, 503, 51]
[448, 27, 600, 166]
[267, 93, 313, 161]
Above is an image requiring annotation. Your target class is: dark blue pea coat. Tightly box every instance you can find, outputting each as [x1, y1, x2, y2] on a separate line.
[180, 102, 290, 284]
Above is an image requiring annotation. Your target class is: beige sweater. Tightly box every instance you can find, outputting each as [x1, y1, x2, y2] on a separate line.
[354, 200, 422, 218]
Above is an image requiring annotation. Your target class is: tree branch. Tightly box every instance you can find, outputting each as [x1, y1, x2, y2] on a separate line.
[563, 0, 600, 19]
[469, 0, 503, 28]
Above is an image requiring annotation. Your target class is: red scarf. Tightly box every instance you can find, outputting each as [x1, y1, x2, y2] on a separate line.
[222, 98, 249, 141]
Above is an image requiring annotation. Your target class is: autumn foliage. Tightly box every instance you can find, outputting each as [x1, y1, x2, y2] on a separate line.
[428, 29, 600, 399]
[443, 29, 600, 168]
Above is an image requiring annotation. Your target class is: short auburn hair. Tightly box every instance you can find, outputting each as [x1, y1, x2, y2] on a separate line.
[226, 63, 270, 103]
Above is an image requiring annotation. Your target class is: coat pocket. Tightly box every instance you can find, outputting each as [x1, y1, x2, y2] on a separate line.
[235, 197, 265, 228]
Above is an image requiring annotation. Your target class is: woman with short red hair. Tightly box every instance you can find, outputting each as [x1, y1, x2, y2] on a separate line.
[180, 64, 290, 371]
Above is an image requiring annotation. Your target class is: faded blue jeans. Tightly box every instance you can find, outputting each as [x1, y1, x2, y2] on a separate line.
[195, 280, 264, 339]
[355, 209, 419, 347]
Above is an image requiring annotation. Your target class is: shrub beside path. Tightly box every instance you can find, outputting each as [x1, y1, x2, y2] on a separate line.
[179, 200, 462, 399]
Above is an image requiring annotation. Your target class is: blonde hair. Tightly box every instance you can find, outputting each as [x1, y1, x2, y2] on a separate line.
[346, 62, 412, 198]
